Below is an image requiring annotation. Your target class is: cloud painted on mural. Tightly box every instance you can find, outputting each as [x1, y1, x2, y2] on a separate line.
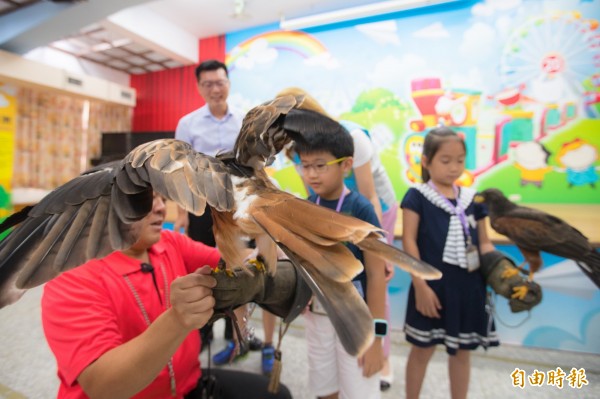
[229, 38, 278, 70]
[494, 15, 514, 38]
[355, 20, 401, 46]
[448, 67, 485, 91]
[412, 22, 450, 38]
[367, 53, 440, 94]
[523, 308, 600, 353]
[303, 52, 340, 69]
[228, 92, 257, 114]
[472, 0, 522, 16]
[459, 22, 497, 61]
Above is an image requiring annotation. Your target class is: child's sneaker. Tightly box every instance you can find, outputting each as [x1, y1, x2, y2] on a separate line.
[261, 345, 275, 375]
[212, 340, 248, 365]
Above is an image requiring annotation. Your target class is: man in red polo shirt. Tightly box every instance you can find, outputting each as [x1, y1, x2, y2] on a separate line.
[41, 192, 291, 399]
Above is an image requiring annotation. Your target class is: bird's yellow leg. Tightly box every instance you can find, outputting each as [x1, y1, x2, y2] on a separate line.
[247, 258, 267, 273]
[254, 234, 278, 275]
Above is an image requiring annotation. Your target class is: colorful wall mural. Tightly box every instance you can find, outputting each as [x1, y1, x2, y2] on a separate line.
[0, 82, 16, 238]
[226, 0, 600, 204]
[226, 0, 600, 354]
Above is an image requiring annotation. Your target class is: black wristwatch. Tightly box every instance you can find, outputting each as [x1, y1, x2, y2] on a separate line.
[374, 318, 388, 337]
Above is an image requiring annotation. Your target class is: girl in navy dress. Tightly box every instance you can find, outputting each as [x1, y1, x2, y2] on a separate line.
[401, 127, 499, 399]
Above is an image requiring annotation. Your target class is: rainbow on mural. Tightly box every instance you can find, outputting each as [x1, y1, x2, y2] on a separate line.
[226, 30, 328, 70]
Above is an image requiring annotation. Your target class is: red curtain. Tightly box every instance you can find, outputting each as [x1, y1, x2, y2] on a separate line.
[130, 36, 226, 132]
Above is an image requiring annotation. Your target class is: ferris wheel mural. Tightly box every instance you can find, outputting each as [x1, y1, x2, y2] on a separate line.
[484, 11, 600, 171]
[500, 11, 600, 102]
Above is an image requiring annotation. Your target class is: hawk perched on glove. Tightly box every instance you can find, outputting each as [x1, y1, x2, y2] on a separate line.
[0, 95, 440, 357]
[475, 188, 600, 298]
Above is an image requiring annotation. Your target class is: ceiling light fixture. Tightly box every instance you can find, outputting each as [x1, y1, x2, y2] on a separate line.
[91, 42, 111, 52]
[280, 0, 458, 30]
[111, 38, 132, 48]
[232, 0, 246, 18]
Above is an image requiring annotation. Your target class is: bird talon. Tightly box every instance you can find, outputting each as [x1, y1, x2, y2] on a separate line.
[511, 285, 529, 300]
[247, 258, 266, 273]
[213, 267, 236, 277]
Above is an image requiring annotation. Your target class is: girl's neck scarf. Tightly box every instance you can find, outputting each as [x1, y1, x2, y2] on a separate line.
[414, 183, 476, 268]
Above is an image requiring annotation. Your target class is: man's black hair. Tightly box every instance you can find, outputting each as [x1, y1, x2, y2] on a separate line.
[195, 60, 228, 81]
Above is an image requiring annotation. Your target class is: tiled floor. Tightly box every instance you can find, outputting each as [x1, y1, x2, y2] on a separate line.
[1, 286, 599, 398]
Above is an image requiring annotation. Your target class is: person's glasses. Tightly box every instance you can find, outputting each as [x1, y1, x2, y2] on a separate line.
[199, 80, 229, 89]
[298, 157, 348, 175]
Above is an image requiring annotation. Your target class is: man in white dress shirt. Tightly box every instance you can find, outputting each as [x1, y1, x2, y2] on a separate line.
[174, 60, 276, 375]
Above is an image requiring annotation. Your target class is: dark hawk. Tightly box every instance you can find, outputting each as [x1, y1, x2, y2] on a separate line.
[475, 188, 600, 299]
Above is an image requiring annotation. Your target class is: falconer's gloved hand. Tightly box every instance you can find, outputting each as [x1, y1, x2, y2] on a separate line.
[479, 250, 543, 313]
[209, 259, 312, 324]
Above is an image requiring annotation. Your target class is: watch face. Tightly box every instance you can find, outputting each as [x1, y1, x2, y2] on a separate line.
[375, 321, 387, 336]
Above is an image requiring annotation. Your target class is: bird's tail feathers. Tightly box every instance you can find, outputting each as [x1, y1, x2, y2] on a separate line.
[357, 237, 442, 280]
[256, 193, 441, 280]
[278, 245, 374, 357]
[580, 250, 600, 288]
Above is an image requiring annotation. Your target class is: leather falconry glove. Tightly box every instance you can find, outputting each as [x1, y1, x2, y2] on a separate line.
[209, 259, 312, 324]
[480, 250, 542, 313]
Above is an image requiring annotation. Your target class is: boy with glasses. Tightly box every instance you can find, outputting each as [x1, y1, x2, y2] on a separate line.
[294, 122, 387, 399]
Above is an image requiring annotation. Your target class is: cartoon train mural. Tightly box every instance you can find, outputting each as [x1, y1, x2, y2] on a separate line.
[402, 77, 480, 185]
[402, 74, 582, 187]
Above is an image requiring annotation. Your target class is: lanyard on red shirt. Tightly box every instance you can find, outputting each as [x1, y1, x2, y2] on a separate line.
[316, 186, 348, 212]
[427, 181, 471, 243]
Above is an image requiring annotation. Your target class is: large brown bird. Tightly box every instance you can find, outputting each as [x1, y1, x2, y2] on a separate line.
[0, 95, 441, 357]
[475, 188, 600, 299]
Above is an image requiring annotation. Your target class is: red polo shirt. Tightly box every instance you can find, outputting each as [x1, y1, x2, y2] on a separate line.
[41, 230, 220, 399]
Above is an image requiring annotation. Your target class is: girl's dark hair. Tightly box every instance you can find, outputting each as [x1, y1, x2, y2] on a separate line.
[421, 127, 466, 182]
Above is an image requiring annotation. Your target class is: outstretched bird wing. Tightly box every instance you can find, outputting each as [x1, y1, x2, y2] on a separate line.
[0, 140, 235, 305]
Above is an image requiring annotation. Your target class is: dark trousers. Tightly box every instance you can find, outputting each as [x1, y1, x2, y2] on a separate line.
[189, 211, 234, 342]
[185, 368, 292, 399]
